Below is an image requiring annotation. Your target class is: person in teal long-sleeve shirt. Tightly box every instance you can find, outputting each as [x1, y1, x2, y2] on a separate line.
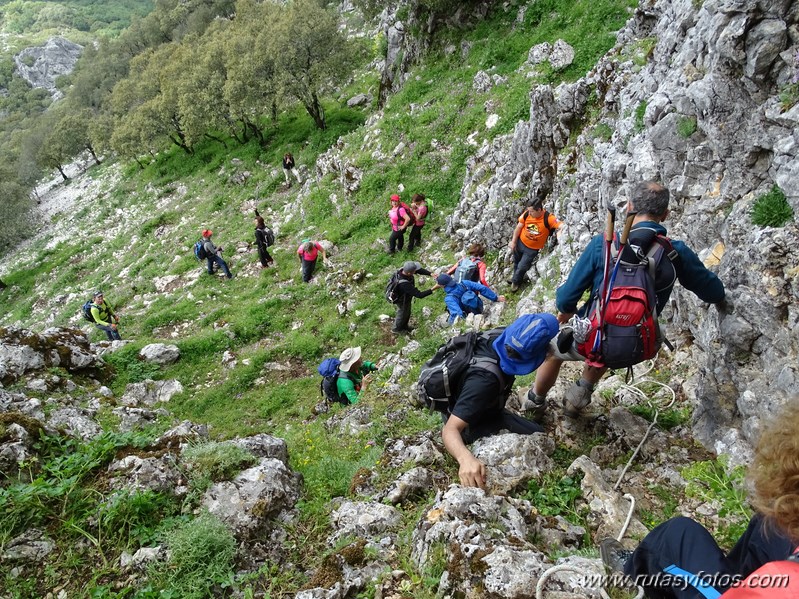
[336, 347, 378, 405]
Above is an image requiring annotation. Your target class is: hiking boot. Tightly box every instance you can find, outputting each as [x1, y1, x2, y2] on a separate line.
[521, 390, 547, 423]
[599, 538, 633, 574]
[562, 379, 594, 418]
[510, 283, 520, 292]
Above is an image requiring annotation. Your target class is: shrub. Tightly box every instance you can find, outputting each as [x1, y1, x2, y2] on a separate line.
[751, 185, 793, 227]
[676, 115, 697, 138]
[146, 512, 236, 599]
[634, 100, 647, 132]
[183, 441, 256, 483]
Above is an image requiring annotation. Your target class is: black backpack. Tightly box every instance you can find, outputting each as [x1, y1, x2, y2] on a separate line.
[385, 270, 405, 304]
[417, 329, 507, 413]
[81, 301, 97, 323]
[264, 228, 275, 247]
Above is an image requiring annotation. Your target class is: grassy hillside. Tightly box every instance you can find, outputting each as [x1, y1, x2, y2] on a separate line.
[0, 1, 716, 597]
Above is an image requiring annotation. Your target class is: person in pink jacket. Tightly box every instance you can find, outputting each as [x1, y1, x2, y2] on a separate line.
[297, 239, 327, 283]
[387, 194, 412, 254]
[407, 193, 428, 251]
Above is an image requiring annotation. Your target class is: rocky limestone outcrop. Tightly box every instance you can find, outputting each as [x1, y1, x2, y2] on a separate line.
[0, 326, 107, 385]
[444, 0, 799, 461]
[13, 37, 83, 100]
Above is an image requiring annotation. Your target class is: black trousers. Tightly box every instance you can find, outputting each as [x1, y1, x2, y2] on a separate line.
[442, 410, 543, 444]
[407, 225, 424, 251]
[624, 515, 793, 598]
[389, 229, 405, 253]
[301, 258, 317, 282]
[393, 294, 412, 331]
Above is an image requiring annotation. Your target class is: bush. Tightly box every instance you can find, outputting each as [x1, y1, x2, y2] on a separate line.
[676, 115, 697, 138]
[183, 441, 256, 483]
[146, 512, 236, 599]
[751, 185, 793, 227]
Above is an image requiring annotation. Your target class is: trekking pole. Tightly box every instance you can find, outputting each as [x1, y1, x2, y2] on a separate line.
[602, 209, 637, 310]
[588, 202, 617, 361]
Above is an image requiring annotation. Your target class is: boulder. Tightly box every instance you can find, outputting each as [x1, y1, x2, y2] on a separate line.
[472, 432, 556, 494]
[382, 467, 434, 504]
[2, 529, 55, 562]
[107, 454, 185, 495]
[14, 37, 83, 99]
[329, 500, 402, 544]
[202, 458, 302, 538]
[139, 343, 180, 365]
[119, 379, 183, 407]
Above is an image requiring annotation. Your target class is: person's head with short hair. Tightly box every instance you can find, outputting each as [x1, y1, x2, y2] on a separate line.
[493, 313, 559, 376]
[467, 243, 486, 258]
[93, 291, 104, 301]
[402, 261, 421, 275]
[750, 396, 799, 542]
[339, 346, 362, 372]
[435, 273, 453, 287]
[526, 198, 544, 216]
[255, 216, 265, 229]
[630, 181, 669, 220]
[202, 229, 213, 239]
[411, 193, 425, 204]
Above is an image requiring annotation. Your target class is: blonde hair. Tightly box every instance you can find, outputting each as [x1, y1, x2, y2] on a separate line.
[750, 396, 799, 542]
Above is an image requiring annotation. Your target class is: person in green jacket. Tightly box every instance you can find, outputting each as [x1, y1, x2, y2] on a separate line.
[336, 347, 378, 405]
[90, 291, 121, 341]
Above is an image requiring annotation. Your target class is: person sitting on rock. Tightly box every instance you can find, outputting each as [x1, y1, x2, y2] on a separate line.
[202, 229, 234, 279]
[446, 243, 492, 288]
[90, 291, 121, 341]
[440, 313, 558, 489]
[296, 239, 327, 283]
[524, 181, 725, 422]
[433, 273, 505, 325]
[600, 395, 799, 598]
[337, 346, 378, 405]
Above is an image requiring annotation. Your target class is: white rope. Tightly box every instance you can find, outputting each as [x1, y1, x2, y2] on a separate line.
[537, 361, 674, 599]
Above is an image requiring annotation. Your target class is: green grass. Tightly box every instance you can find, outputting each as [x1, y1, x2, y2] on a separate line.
[751, 185, 793, 227]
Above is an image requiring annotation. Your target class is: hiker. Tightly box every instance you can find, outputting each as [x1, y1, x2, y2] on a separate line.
[407, 193, 428, 251]
[433, 273, 506, 325]
[524, 181, 725, 421]
[282, 152, 301, 185]
[438, 313, 558, 488]
[391, 261, 436, 334]
[387, 194, 412, 254]
[446, 243, 492, 288]
[90, 291, 121, 341]
[254, 214, 275, 268]
[296, 239, 327, 283]
[508, 199, 562, 291]
[600, 396, 799, 598]
[202, 229, 233, 279]
[336, 347, 378, 405]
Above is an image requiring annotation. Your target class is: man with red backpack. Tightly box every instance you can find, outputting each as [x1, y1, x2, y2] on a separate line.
[524, 181, 726, 421]
[599, 397, 799, 598]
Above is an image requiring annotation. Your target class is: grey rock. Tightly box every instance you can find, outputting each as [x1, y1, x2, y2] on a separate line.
[108, 454, 185, 495]
[119, 546, 166, 571]
[382, 431, 446, 468]
[14, 37, 82, 99]
[325, 404, 373, 436]
[48, 407, 102, 440]
[744, 19, 788, 82]
[119, 379, 183, 407]
[472, 432, 555, 495]
[347, 93, 370, 107]
[539, 515, 587, 550]
[202, 458, 301, 538]
[2, 529, 55, 562]
[382, 467, 434, 504]
[329, 500, 402, 544]
[472, 70, 493, 92]
[139, 343, 180, 365]
[113, 407, 159, 432]
[157, 420, 209, 448]
[528, 42, 552, 65]
[549, 39, 575, 70]
[229, 434, 289, 464]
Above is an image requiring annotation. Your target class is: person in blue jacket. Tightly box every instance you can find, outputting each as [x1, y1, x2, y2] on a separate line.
[524, 181, 727, 421]
[433, 273, 506, 324]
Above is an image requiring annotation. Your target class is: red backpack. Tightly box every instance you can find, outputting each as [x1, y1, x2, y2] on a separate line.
[576, 232, 676, 369]
[399, 202, 416, 225]
[721, 550, 799, 598]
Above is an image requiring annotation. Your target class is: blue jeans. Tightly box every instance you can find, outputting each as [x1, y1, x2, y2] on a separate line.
[96, 324, 121, 341]
[512, 243, 540, 285]
[207, 255, 232, 278]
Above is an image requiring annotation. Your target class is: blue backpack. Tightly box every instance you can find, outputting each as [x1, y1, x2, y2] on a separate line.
[194, 241, 208, 260]
[454, 257, 480, 283]
[318, 358, 348, 405]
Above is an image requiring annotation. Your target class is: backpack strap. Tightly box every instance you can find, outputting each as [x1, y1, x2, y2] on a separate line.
[789, 547, 799, 563]
[543, 210, 553, 234]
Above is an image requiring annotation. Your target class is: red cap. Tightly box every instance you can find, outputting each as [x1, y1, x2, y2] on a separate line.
[202, 229, 212, 237]
[390, 194, 401, 201]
